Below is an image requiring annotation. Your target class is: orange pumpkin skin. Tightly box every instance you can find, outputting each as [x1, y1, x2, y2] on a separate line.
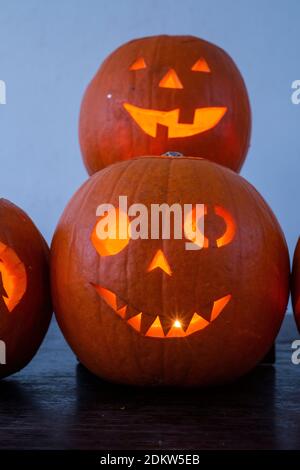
[292, 238, 300, 331]
[51, 157, 289, 386]
[0, 199, 52, 379]
[79, 35, 251, 175]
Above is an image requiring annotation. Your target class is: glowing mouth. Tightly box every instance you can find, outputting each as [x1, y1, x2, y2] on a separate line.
[0, 241, 27, 313]
[123, 103, 227, 138]
[92, 283, 231, 338]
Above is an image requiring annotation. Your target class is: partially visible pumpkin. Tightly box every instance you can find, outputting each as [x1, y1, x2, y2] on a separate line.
[51, 156, 289, 387]
[292, 238, 300, 331]
[79, 35, 251, 175]
[0, 199, 52, 378]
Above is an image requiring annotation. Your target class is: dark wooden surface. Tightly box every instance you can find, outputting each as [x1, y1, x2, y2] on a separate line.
[0, 315, 299, 450]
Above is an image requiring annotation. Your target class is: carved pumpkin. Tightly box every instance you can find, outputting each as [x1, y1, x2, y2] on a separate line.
[51, 156, 289, 386]
[0, 199, 52, 378]
[292, 238, 300, 331]
[79, 35, 251, 175]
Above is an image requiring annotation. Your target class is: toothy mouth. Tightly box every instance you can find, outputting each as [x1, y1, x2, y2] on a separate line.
[123, 103, 227, 138]
[92, 283, 231, 338]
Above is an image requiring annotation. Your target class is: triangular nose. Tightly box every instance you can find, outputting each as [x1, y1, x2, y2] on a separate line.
[147, 249, 172, 275]
[159, 69, 183, 89]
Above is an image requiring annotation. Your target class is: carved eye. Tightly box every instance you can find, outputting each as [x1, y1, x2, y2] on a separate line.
[214, 206, 236, 247]
[184, 205, 236, 248]
[91, 208, 131, 256]
[129, 57, 147, 71]
[191, 57, 211, 73]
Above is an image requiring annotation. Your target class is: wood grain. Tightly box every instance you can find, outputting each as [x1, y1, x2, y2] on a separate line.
[0, 316, 299, 450]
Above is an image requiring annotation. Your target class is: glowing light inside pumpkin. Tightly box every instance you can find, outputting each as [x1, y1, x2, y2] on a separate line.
[91, 208, 131, 256]
[167, 321, 185, 337]
[123, 103, 227, 138]
[0, 241, 27, 313]
[191, 58, 211, 73]
[130, 57, 147, 70]
[147, 249, 172, 276]
[159, 69, 183, 89]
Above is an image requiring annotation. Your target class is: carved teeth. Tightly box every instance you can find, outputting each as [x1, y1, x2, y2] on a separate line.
[210, 294, 231, 321]
[166, 321, 186, 338]
[116, 305, 127, 319]
[127, 313, 142, 332]
[92, 283, 231, 338]
[92, 284, 117, 311]
[145, 316, 165, 338]
[185, 313, 210, 336]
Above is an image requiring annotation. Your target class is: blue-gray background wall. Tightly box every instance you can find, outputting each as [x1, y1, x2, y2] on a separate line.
[0, 0, 299, 255]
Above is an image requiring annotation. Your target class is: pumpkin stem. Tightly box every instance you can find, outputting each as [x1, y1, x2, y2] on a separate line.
[162, 151, 183, 157]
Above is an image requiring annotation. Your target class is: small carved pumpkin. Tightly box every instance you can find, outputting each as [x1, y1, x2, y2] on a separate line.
[51, 156, 289, 386]
[0, 199, 52, 378]
[292, 238, 300, 331]
[79, 35, 251, 175]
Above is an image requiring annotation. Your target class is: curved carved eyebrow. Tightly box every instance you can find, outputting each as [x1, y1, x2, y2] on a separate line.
[191, 58, 211, 73]
[130, 57, 147, 71]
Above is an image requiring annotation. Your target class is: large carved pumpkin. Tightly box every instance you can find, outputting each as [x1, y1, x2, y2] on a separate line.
[292, 238, 300, 331]
[79, 35, 251, 175]
[51, 156, 289, 386]
[0, 199, 52, 378]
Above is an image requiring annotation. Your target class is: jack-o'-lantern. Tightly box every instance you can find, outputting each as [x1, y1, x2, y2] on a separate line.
[79, 35, 251, 175]
[0, 199, 52, 378]
[292, 238, 300, 331]
[51, 156, 289, 386]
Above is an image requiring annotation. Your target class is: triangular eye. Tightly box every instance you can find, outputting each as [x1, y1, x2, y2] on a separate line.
[130, 57, 147, 71]
[191, 58, 211, 73]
